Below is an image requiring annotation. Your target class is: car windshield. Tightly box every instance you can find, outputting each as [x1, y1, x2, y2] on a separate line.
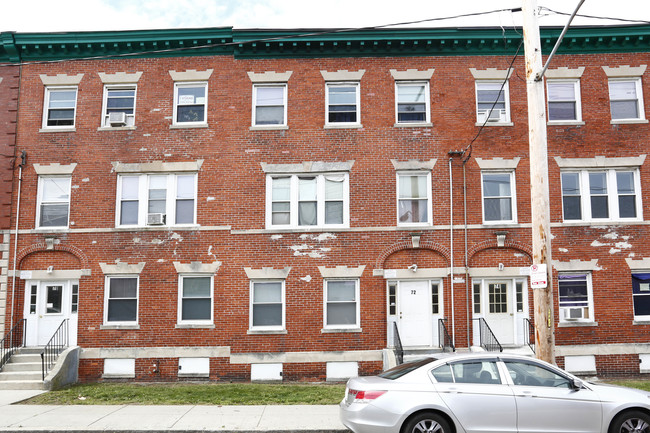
[378, 358, 437, 380]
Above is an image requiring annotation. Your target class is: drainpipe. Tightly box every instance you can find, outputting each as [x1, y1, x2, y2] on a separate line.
[448, 151, 464, 346]
[463, 160, 470, 348]
[10, 151, 26, 328]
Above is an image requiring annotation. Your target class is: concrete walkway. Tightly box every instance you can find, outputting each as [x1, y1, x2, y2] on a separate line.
[0, 391, 348, 432]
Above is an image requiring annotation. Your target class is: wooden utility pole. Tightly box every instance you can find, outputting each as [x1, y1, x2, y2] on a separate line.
[522, 0, 556, 364]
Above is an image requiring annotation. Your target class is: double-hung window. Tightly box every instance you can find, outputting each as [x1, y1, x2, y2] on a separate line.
[253, 84, 286, 126]
[250, 280, 284, 331]
[482, 172, 516, 223]
[547, 80, 581, 122]
[104, 276, 138, 324]
[632, 273, 650, 321]
[397, 172, 431, 226]
[43, 87, 78, 128]
[178, 275, 213, 324]
[558, 274, 593, 323]
[117, 173, 197, 227]
[102, 85, 136, 127]
[324, 279, 359, 329]
[395, 82, 430, 124]
[326, 83, 360, 125]
[36, 177, 71, 228]
[174, 82, 207, 125]
[267, 173, 348, 229]
[561, 169, 640, 222]
[609, 78, 645, 121]
[475, 81, 510, 124]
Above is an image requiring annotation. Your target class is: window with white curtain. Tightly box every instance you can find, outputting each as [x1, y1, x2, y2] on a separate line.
[397, 172, 431, 226]
[267, 173, 348, 228]
[37, 176, 71, 228]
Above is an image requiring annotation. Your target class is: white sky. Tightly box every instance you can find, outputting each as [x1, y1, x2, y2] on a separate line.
[2, 0, 649, 33]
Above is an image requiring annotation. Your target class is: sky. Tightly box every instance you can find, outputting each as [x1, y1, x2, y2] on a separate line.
[2, 0, 649, 33]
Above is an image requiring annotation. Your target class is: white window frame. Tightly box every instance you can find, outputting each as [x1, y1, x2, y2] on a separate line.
[475, 81, 511, 124]
[396, 171, 432, 227]
[325, 82, 361, 126]
[36, 176, 71, 229]
[546, 79, 582, 123]
[116, 173, 198, 227]
[42, 86, 78, 129]
[249, 280, 285, 332]
[395, 81, 431, 125]
[177, 274, 214, 325]
[173, 81, 208, 126]
[560, 169, 642, 222]
[608, 77, 645, 122]
[558, 273, 594, 324]
[252, 84, 287, 127]
[632, 273, 650, 321]
[101, 84, 137, 128]
[323, 279, 360, 330]
[481, 171, 517, 224]
[103, 275, 139, 325]
[265, 173, 349, 229]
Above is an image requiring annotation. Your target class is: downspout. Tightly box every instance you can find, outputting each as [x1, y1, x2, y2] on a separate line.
[463, 160, 470, 348]
[448, 157, 455, 344]
[10, 150, 25, 328]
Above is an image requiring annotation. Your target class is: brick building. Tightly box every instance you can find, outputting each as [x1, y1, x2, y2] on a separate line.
[1, 24, 650, 381]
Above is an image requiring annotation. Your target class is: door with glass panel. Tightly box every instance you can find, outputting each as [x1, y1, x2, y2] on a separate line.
[484, 281, 515, 345]
[24, 280, 78, 346]
[397, 280, 442, 347]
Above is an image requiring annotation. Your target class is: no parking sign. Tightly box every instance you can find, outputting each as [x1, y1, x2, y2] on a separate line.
[530, 263, 548, 289]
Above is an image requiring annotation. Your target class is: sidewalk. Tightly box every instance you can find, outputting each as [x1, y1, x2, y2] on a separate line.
[0, 391, 348, 432]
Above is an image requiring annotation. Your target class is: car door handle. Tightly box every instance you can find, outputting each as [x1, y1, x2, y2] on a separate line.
[516, 391, 536, 397]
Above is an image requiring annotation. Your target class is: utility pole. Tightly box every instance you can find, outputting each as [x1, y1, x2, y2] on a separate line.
[522, 0, 555, 364]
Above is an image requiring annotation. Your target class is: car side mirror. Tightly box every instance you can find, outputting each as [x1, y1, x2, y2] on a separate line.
[570, 379, 584, 390]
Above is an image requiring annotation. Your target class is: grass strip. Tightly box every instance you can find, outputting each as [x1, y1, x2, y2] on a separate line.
[21, 382, 346, 405]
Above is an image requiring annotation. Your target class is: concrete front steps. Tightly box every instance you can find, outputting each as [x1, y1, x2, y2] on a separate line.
[0, 347, 47, 390]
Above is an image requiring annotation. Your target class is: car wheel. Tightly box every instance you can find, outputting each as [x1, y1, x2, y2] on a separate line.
[610, 410, 650, 433]
[403, 412, 451, 433]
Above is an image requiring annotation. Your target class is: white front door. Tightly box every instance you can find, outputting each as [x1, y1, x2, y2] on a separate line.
[24, 280, 78, 347]
[397, 280, 442, 347]
[484, 281, 515, 345]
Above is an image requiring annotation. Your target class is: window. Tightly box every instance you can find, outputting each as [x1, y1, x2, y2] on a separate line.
[72, 283, 79, 314]
[388, 283, 396, 316]
[395, 82, 430, 124]
[397, 173, 432, 226]
[558, 274, 592, 323]
[267, 173, 348, 228]
[250, 281, 284, 330]
[43, 87, 78, 128]
[178, 276, 213, 324]
[547, 80, 581, 122]
[253, 84, 286, 126]
[37, 177, 71, 228]
[473, 283, 481, 314]
[117, 173, 196, 227]
[431, 283, 440, 314]
[102, 85, 136, 127]
[326, 83, 360, 125]
[488, 283, 508, 313]
[482, 172, 515, 223]
[432, 361, 500, 384]
[324, 279, 359, 329]
[609, 78, 645, 121]
[105, 276, 138, 324]
[174, 82, 207, 125]
[476, 82, 510, 123]
[504, 360, 571, 387]
[561, 169, 640, 222]
[632, 273, 650, 320]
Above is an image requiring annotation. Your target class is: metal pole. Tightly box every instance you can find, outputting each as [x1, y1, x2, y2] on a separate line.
[522, 0, 555, 364]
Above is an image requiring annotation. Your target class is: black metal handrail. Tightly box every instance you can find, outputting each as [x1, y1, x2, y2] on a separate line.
[474, 318, 503, 352]
[393, 322, 404, 365]
[41, 319, 68, 380]
[523, 318, 535, 354]
[0, 319, 26, 371]
[438, 318, 455, 352]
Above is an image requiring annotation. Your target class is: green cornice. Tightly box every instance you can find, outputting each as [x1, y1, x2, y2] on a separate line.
[1, 24, 650, 63]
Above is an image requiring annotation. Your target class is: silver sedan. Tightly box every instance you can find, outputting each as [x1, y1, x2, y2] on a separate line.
[340, 353, 650, 433]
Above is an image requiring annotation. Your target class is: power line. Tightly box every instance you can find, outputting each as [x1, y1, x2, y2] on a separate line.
[539, 6, 650, 25]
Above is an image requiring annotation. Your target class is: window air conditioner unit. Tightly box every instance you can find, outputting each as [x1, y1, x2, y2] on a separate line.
[478, 108, 503, 122]
[563, 307, 584, 321]
[109, 112, 127, 126]
[147, 213, 166, 225]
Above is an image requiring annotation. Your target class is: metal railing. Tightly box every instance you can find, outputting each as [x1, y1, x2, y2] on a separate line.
[392, 322, 404, 365]
[473, 318, 503, 352]
[41, 319, 68, 380]
[438, 319, 455, 352]
[523, 318, 535, 354]
[0, 319, 26, 372]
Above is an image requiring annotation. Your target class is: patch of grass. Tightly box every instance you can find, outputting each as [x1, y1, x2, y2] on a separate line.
[605, 380, 650, 392]
[21, 382, 346, 405]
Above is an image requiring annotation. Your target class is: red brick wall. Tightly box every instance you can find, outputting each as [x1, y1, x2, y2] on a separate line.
[0, 65, 18, 230]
